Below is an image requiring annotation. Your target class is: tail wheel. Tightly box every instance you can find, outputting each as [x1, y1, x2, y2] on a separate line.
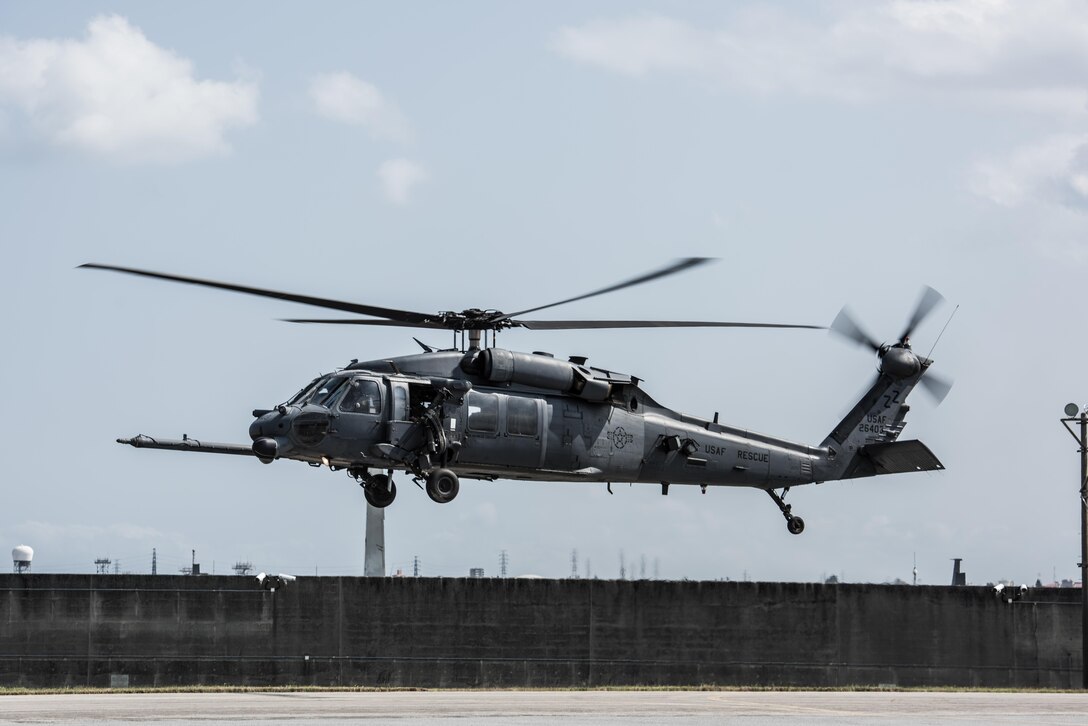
[426, 468, 460, 504]
[364, 474, 396, 508]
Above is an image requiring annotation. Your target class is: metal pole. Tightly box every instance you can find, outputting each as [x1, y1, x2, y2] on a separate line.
[1081, 412, 1087, 690]
[1059, 408, 1088, 688]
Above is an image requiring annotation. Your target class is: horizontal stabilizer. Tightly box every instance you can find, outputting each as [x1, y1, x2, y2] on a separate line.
[841, 439, 944, 479]
[117, 434, 255, 457]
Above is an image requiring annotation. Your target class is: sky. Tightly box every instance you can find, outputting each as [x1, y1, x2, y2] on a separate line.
[2, 1, 1086, 585]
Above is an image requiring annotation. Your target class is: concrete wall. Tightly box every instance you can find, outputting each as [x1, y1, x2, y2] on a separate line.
[0, 574, 1080, 689]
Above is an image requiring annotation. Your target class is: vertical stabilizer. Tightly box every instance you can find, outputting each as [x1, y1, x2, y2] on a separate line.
[818, 362, 932, 481]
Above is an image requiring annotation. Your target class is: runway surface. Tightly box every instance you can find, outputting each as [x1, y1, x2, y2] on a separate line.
[2, 690, 1088, 725]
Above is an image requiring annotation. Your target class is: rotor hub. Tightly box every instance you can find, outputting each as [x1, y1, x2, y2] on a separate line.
[879, 345, 922, 379]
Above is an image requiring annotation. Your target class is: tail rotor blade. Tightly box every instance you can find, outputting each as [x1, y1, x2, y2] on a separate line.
[919, 370, 953, 405]
[900, 286, 944, 341]
[830, 307, 881, 352]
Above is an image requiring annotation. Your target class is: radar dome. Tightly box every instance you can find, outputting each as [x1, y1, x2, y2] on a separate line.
[12, 545, 33, 574]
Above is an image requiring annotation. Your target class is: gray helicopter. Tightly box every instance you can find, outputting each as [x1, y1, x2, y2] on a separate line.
[81, 259, 950, 534]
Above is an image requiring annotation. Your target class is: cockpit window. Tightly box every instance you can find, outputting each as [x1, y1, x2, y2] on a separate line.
[339, 379, 382, 415]
[287, 377, 322, 405]
[313, 377, 351, 407]
[288, 375, 350, 407]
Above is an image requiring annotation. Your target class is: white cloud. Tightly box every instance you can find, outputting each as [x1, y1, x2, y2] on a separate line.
[552, 1, 1088, 113]
[377, 158, 429, 204]
[969, 133, 1088, 210]
[310, 71, 410, 141]
[0, 15, 259, 163]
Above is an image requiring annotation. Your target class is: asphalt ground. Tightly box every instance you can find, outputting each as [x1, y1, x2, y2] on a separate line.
[2, 690, 1088, 725]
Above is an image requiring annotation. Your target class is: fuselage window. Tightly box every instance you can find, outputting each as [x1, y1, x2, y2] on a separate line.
[467, 392, 499, 434]
[506, 396, 538, 437]
[339, 379, 382, 415]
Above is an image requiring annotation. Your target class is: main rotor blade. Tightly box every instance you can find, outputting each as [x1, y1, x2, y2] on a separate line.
[281, 318, 447, 329]
[900, 285, 944, 342]
[79, 263, 435, 324]
[494, 257, 714, 322]
[919, 370, 953, 405]
[829, 307, 881, 352]
[517, 319, 824, 330]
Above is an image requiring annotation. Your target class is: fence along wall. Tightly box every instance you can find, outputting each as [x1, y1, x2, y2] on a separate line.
[0, 574, 1080, 688]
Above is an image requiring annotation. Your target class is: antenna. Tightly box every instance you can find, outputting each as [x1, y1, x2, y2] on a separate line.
[924, 304, 959, 361]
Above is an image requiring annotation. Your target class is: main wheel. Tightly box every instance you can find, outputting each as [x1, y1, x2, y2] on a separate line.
[426, 468, 460, 504]
[364, 474, 396, 508]
[787, 516, 805, 535]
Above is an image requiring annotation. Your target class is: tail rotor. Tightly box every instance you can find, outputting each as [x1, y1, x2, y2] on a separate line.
[829, 285, 953, 405]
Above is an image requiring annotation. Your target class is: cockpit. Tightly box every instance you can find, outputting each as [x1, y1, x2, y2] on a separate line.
[284, 374, 383, 415]
[287, 375, 346, 407]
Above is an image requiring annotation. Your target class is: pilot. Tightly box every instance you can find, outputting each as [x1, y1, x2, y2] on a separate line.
[342, 381, 380, 414]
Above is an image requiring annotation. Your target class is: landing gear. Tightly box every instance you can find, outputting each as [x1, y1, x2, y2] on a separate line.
[426, 468, 460, 504]
[766, 487, 805, 535]
[352, 468, 397, 508]
[364, 474, 397, 508]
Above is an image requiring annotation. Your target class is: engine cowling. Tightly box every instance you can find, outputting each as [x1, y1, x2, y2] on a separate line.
[467, 348, 611, 401]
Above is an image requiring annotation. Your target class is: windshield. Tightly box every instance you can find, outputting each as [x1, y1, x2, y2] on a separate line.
[287, 377, 322, 405]
[287, 375, 349, 407]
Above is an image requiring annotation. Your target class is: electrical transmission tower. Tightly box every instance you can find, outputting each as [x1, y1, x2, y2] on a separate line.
[570, 549, 578, 579]
[500, 550, 509, 578]
[94, 558, 111, 574]
[413, 556, 420, 577]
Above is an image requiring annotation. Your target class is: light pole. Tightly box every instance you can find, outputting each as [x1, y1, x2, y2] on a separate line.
[1060, 402, 1088, 689]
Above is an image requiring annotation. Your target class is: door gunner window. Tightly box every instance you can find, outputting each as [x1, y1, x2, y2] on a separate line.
[339, 379, 381, 415]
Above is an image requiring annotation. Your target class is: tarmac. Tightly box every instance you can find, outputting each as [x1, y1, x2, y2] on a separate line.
[2, 690, 1088, 725]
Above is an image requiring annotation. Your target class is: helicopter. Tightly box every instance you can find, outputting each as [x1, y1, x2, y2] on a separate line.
[80, 259, 951, 534]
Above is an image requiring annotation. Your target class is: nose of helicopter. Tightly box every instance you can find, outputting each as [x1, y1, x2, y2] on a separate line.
[249, 410, 288, 441]
[249, 406, 331, 455]
[249, 409, 294, 464]
[251, 436, 278, 464]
